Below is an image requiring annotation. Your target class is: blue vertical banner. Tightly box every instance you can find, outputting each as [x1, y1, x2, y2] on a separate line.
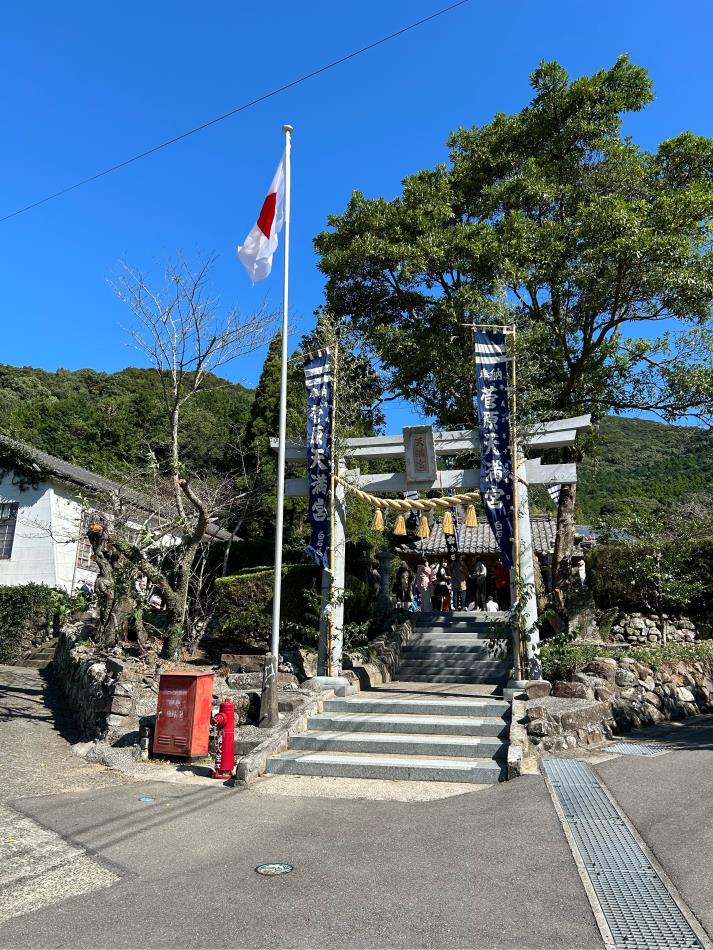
[474, 330, 515, 569]
[304, 350, 333, 568]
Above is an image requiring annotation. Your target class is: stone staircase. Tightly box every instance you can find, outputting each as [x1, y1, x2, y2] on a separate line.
[397, 611, 511, 685]
[267, 612, 513, 784]
[13, 638, 58, 670]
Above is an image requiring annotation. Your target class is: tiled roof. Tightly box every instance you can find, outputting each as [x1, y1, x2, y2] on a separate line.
[399, 515, 557, 558]
[0, 433, 232, 542]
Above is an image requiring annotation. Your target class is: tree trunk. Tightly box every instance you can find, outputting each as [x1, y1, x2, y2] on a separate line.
[552, 481, 577, 614]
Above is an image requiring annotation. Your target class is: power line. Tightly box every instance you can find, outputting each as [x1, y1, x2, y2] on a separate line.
[1, 1, 471, 225]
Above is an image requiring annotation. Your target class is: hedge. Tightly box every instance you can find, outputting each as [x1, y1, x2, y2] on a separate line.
[215, 565, 373, 648]
[0, 584, 86, 663]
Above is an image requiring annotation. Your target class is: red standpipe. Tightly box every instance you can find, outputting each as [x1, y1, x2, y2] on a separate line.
[211, 698, 235, 780]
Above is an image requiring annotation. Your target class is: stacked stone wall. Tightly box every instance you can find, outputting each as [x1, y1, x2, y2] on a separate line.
[609, 612, 697, 646]
[526, 654, 713, 753]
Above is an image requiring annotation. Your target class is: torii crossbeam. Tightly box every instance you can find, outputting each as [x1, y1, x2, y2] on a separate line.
[271, 414, 591, 681]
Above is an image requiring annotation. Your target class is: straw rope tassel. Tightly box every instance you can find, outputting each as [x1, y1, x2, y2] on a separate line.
[465, 504, 478, 528]
[442, 510, 455, 536]
[371, 509, 384, 532]
[416, 515, 430, 539]
[393, 514, 407, 536]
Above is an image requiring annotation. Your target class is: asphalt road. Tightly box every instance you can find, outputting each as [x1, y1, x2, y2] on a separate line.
[3, 663, 713, 949]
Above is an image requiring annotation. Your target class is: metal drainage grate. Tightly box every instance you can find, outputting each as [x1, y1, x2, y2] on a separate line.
[543, 759, 704, 950]
[605, 741, 671, 756]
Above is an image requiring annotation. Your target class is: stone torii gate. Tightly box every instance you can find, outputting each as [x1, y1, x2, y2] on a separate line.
[272, 413, 590, 682]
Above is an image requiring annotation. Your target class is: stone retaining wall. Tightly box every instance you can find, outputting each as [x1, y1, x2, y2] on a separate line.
[526, 653, 713, 753]
[345, 616, 412, 688]
[53, 624, 159, 740]
[609, 612, 697, 646]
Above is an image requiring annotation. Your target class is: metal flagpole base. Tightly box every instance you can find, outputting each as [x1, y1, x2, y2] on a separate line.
[259, 654, 279, 728]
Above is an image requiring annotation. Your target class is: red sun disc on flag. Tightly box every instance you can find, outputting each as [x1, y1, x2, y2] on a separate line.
[256, 192, 277, 239]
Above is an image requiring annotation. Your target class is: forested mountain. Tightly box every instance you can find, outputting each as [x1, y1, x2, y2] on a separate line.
[576, 416, 713, 521]
[0, 364, 252, 478]
[0, 364, 710, 523]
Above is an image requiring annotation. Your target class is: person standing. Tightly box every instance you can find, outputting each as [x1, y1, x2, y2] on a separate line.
[451, 555, 469, 611]
[415, 558, 433, 611]
[394, 560, 412, 607]
[495, 558, 510, 609]
[473, 558, 487, 610]
[433, 559, 450, 611]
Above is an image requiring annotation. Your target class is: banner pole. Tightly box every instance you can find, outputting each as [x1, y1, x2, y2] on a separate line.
[326, 343, 339, 676]
[261, 123, 292, 727]
[509, 323, 524, 680]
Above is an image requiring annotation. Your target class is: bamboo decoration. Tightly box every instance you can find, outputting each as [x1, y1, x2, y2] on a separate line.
[465, 504, 478, 528]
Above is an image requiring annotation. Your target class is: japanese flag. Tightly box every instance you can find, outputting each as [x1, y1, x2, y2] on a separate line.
[237, 153, 286, 283]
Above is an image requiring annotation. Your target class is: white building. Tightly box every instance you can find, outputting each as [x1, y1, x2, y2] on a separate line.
[0, 435, 230, 593]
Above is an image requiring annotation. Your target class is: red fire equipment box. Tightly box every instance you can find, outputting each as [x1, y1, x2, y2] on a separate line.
[153, 671, 214, 758]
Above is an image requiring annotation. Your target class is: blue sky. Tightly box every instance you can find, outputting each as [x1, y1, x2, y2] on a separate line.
[2, 1, 711, 431]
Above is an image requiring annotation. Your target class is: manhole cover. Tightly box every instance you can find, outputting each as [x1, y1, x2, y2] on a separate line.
[255, 863, 293, 876]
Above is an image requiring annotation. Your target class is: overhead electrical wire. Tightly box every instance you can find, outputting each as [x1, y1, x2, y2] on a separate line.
[0, 0, 471, 224]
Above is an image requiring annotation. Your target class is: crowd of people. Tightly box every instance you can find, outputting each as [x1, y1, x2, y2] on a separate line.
[378, 554, 512, 614]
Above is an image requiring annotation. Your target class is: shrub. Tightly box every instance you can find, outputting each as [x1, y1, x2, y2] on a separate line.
[587, 535, 712, 615]
[541, 635, 713, 682]
[215, 565, 374, 649]
[0, 584, 87, 662]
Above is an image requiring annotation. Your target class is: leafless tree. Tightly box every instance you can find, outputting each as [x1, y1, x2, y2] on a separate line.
[91, 256, 273, 658]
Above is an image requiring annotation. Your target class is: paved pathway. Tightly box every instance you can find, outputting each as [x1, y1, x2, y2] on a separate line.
[2, 663, 713, 949]
[0, 664, 128, 926]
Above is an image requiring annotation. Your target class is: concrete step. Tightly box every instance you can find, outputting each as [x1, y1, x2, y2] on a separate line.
[395, 673, 510, 685]
[323, 696, 511, 719]
[416, 637, 504, 643]
[401, 645, 494, 658]
[397, 658, 507, 671]
[289, 730, 508, 759]
[267, 750, 506, 783]
[309, 712, 510, 737]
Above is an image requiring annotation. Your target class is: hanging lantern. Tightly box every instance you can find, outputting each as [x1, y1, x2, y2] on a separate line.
[442, 510, 455, 536]
[393, 513, 407, 536]
[371, 508, 384, 532]
[416, 514, 430, 539]
[465, 504, 478, 528]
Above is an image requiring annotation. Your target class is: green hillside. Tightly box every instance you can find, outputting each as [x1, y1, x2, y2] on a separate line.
[576, 416, 713, 521]
[0, 365, 709, 524]
[0, 364, 253, 479]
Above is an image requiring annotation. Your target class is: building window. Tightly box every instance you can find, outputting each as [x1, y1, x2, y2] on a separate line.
[76, 513, 99, 573]
[0, 502, 18, 559]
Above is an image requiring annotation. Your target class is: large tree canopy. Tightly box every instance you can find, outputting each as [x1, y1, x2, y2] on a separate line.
[315, 56, 713, 430]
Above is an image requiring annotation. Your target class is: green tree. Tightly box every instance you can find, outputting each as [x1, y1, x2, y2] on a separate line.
[315, 55, 713, 607]
[239, 333, 307, 540]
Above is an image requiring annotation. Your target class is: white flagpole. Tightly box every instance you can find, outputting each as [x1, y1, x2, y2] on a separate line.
[261, 123, 292, 727]
[270, 123, 293, 659]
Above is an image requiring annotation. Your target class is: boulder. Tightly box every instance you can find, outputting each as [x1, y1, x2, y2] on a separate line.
[582, 658, 617, 682]
[615, 669, 638, 688]
[553, 681, 590, 700]
[526, 680, 552, 700]
[221, 654, 265, 674]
